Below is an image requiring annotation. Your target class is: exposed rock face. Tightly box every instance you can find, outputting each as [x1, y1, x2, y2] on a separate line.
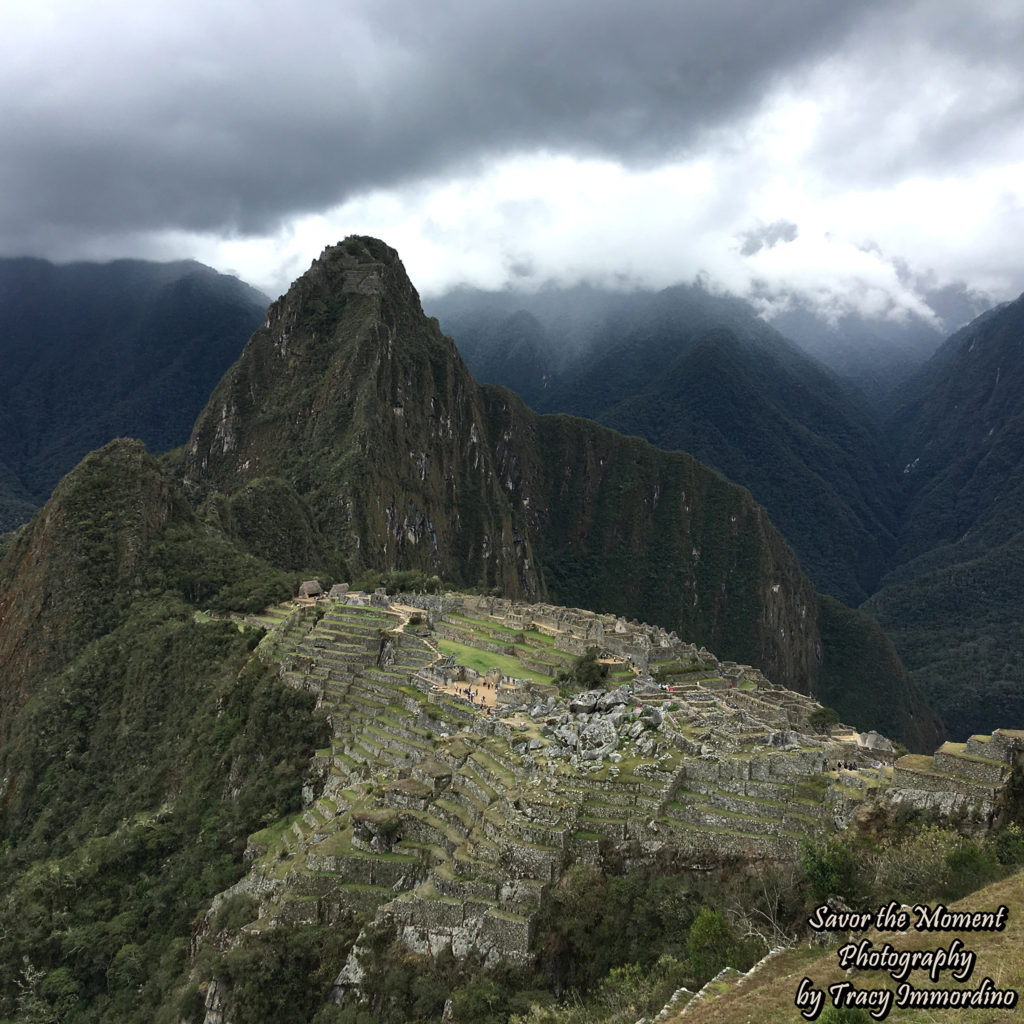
[183, 237, 541, 597]
[181, 237, 826, 694]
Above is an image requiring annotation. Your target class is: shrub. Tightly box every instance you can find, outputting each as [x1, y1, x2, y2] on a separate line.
[214, 894, 259, 934]
[557, 649, 609, 695]
[686, 907, 736, 981]
[801, 836, 864, 907]
[808, 707, 840, 732]
[820, 1007, 872, 1023]
[990, 821, 1024, 865]
[944, 841, 999, 899]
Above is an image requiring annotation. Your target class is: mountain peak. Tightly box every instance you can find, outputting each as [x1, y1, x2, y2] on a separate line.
[182, 237, 533, 591]
[293, 235, 423, 310]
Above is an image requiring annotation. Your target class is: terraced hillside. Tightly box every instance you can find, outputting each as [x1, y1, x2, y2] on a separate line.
[204, 599, 829, 970]
[196, 591, 1023, 1010]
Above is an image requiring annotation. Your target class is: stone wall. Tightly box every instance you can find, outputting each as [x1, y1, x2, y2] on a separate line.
[933, 750, 1009, 785]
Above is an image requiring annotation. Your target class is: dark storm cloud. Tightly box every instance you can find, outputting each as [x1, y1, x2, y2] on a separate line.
[1, 0, 884, 249]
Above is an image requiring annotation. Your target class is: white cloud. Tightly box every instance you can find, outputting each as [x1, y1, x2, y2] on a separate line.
[3, 0, 1022, 324]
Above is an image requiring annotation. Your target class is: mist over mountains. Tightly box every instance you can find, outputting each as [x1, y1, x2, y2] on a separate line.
[766, 278, 991, 407]
[428, 283, 908, 606]
[1, 238, 1022, 1021]
[0, 245, 1019, 745]
[0, 242, 944, 743]
[0, 257, 268, 530]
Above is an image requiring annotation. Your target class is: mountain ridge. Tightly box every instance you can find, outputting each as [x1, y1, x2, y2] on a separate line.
[427, 282, 900, 606]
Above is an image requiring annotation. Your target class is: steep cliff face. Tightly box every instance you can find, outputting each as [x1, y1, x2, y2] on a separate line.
[182, 238, 828, 693]
[481, 387, 820, 689]
[183, 237, 541, 597]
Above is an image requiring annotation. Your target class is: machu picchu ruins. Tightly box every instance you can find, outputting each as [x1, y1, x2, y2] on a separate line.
[209, 585, 1024, 1001]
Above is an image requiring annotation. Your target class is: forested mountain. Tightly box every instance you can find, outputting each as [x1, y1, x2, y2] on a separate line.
[0, 257, 268, 530]
[182, 238, 878, 709]
[427, 284, 898, 606]
[765, 280, 988, 407]
[0, 437, 322, 1018]
[866, 291, 1024, 737]
[6, 237, 1011, 1022]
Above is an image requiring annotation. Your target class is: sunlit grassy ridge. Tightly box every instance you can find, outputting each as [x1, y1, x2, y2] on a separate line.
[669, 866, 1024, 1024]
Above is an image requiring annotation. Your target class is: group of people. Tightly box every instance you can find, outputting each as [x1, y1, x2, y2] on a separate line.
[431, 679, 499, 712]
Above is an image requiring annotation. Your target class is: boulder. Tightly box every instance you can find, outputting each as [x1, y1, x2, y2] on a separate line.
[569, 690, 603, 714]
[596, 689, 628, 712]
[632, 674, 659, 694]
[640, 707, 663, 730]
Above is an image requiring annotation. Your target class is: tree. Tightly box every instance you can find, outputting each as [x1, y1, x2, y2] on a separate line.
[686, 907, 736, 981]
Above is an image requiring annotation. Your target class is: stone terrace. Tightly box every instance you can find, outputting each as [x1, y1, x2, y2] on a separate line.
[228, 591, 1020, 976]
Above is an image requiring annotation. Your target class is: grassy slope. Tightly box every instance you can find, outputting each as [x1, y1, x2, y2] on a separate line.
[673, 865, 1024, 1024]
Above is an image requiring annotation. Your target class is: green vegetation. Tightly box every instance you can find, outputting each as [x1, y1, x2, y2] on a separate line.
[0, 256, 267, 532]
[807, 706, 840, 733]
[0, 617, 325, 1020]
[435, 637, 554, 685]
[6, 237, 1024, 1022]
[815, 595, 941, 751]
[865, 541, 1024, 740]
[353, 568, 444, 594]
[0, 440, 330, 1021]
[207, 923, 361, 1024]
[556, 648, 609, 694]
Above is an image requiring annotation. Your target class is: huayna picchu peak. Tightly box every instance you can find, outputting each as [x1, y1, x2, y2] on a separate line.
[182, 237, 540, 598]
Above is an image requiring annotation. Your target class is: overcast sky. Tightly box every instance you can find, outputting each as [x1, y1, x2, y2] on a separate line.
[4, 0, 1023, 324]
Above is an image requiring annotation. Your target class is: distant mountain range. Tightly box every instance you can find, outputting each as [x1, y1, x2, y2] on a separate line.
[0, 241, 940, 751]
[0, 257, 268, 530]
[867, 292, 1024, 738]
[0, 238, 1012, 1020]
[428, 284, 901, 606]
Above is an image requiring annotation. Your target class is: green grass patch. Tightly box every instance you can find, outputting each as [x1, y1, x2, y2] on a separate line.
[435, 637, 554, 685]
[247, 811, 303, 847]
